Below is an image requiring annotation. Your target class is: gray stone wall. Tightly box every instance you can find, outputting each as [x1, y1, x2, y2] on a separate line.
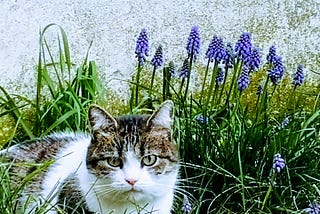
[1, 0, 319, 97]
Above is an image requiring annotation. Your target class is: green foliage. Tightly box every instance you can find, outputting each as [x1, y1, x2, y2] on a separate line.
[0, 24, 319, 213]
[0, 24, 106, 144]
[131, 32, 319, 213]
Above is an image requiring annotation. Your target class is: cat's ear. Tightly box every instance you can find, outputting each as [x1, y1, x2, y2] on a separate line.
[147, 100, 174, 129]
[88, 105, 118, 131]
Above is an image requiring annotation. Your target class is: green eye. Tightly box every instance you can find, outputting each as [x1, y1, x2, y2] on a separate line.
[141, 155, 157, 166]
[107, 157, 123, 168]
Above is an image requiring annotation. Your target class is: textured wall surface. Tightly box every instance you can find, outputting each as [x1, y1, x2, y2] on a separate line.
[0, 0, 319, 97]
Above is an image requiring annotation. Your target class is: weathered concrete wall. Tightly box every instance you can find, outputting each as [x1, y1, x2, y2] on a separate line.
[0, 0, 319, 97]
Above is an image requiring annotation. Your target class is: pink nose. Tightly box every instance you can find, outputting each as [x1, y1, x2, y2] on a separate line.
[125, 179, 138, 186]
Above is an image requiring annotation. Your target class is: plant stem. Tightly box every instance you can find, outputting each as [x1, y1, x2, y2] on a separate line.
[150, 66, 156, 90]
[200, 60, 211, 104]
[135, 61, 142, 107]
[205, 62, 218, 107]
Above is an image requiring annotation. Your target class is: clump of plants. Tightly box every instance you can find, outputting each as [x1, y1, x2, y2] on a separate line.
[0, 24, 319, 213]
[131, 26, 320, 213]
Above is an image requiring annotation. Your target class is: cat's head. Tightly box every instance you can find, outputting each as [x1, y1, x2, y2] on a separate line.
[86, 100, 179, 204]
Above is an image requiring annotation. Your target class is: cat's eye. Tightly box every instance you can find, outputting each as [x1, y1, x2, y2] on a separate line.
[141, 155, 157, 167]
[106, 157, 123, 168]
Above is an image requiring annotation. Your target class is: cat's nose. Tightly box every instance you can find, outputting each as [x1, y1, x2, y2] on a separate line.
[125, 179, 138, 186]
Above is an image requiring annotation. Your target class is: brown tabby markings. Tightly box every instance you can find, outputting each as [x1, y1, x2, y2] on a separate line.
[86, 115, 178, 177]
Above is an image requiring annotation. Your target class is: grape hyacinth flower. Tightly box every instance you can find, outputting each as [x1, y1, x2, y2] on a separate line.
[206, 35, 226, 63]
[293, 64, 305, 87]
[168, 61, 177, 78]
[135, 28, 149, 64]
[216, 67, 225, 86]
[245, 47, 261, 72]
[256, 84, 263, 96]
[182, 196, 192, 214]
[268, 56, 285, 85]
[280, 117, 289, 129]
[266, 45, 278, 65]
[238, 66, 250, 92]
[195, 115, 209, 125]
[224, 42, 235, 68]
[235, 32, 252, 62]
[179, 59, 189, 79]
[305, 202, 320, 214]
[186, 26, 201, 61]
[151, 45, 164, 69]
[272, 153, 286, 173]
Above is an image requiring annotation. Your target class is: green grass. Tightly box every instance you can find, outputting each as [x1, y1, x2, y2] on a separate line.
[0, 24, 320, 213]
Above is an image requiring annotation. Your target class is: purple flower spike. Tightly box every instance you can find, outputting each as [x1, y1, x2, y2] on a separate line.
[168, 61, 176, 77]
[224, 42, 235, 68]
[238, 66, 250, 92]
[272, 153, 286, 173]
[179, 59, 189, 79]
[293, 64, 305, 87]
[206, 35, 226, 63]
[186, 26, 201, 61]
[305, 202, 320, 214]
[267, 45, 277, 65]
[182, 196, 192, 214]
[135, 28, 149, 64]
[268, 56, 285, 85]
[151, 45, 164, 69]
[235, 32, 252, 61]
[245, 47, 261, 71]
[195, 115, 209, 125]
[281, 117, 289, 129]
[256, 84, 263, 96]
[216, 67, 225, 86]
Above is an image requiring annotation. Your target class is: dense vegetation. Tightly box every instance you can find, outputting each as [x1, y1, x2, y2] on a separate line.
[0, 24, 319, 213]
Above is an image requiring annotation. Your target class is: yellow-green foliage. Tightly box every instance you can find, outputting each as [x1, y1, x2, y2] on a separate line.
[0, 115, 15, 147]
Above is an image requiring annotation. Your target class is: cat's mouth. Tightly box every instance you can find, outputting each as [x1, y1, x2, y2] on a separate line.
[126, 186, 143, 193]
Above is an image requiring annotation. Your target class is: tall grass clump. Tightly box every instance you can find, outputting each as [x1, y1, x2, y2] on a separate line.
[130, 27, 320, 213]
[0, 24, 106, 145]
[0, 24, 106, 213]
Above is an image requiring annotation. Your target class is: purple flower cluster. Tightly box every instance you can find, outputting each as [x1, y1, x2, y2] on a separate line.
[235, 32, 252, 61]
[168, 61, 176, 77]
[224, 42, 235, 68]
[151, 45, 164, 69]
[281, 117, 289, 129]
[206, 35, 226, 63]
[305, 202, 320, 214]
[293, 64, 305, 87]
[245, 47, 261, 71]
[179, 59, 190, 79]
[268, 56, 285, 85]
[182, 196, 192, 214]
[238, 66, 250, 92]
[186, 26, 201, 61]
[266, 45, 277, 65]
[272, 153, 286, 173]
[135, 28, 149, 64]
[195, 115, 209, 125]
[256, 84, 263, 96]
[216, 67, 225, 86]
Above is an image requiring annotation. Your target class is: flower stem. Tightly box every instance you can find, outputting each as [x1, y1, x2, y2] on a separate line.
[135, 61, 142, 107]
[205, 62, 218, 107]
[150, 66, 156, 90]
[200, 60, 211, 104]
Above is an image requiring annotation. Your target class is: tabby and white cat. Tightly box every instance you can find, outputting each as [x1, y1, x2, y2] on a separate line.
[1, 100, 179, 214]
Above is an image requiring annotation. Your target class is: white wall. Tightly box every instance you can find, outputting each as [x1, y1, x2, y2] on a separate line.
[1, 0, 319, 97]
